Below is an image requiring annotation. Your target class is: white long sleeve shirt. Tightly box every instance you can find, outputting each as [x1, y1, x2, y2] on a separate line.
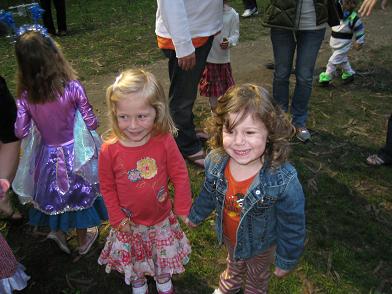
[207, 5, 239, 64]
[155, 0, 223, 58]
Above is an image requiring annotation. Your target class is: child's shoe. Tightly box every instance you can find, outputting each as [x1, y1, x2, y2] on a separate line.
[296, 127, 311, 142]
[319, 72, 332, 86]
[341, 72, 354, 84]
[78, 226, 98, 255]
[156, 279, 174, 294]
[47, 231, 71, 254]
[132, 282, 148, 294]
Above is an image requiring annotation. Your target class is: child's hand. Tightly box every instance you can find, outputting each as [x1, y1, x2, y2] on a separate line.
[117, 218, 132, 233]
[220, 38, 229, 50]
[354, 43, 363, 50]
[179, 215, 197, 228]
[273, 267, 290, 278]
[118, 222, 132, 233]
[0, 179, 10, 199]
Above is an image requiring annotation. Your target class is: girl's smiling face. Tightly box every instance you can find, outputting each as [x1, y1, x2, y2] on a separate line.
[116, 93, 156, 147]
[222, 112, 268, 169]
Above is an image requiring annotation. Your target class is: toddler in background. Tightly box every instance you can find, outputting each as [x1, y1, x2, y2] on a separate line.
[98, 69, 192, 294]
[199, 0, 239, 112]
[319, 0, 365, 85]
[187, 84, 306, 294]
[12, 26, 107, 255]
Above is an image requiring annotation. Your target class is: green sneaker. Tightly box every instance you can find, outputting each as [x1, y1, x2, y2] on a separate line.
[319, 72, 332, 86]
[341, 72, 354, 84]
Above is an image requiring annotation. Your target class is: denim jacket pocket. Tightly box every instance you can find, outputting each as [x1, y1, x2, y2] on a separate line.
[250, 195, 277, 216]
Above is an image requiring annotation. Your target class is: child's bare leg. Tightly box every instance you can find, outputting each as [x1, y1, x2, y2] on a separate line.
[381, 0, 387, 10]
[209, 96, 218, 112]
[0, 141, 22, 219]
[0, 141, 21, 182]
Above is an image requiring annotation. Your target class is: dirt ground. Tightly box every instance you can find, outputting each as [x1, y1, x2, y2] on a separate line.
[82, 8, 391, 134]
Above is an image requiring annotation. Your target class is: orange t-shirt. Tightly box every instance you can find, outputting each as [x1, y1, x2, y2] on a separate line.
[223, 164, 256, 246]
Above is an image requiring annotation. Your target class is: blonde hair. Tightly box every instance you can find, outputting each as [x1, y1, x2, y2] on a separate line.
[103, 69, 177, 143]
[206, 83, 295, 168]
[15, 31, 77, 103]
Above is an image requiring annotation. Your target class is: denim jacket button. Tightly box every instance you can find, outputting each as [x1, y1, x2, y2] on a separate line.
[255, 190, 261, 195]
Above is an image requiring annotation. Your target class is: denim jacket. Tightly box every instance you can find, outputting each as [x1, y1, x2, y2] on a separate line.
[188, 150, 305, 271]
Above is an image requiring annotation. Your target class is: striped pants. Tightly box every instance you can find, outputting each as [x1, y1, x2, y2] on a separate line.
[218, 238, 275, 294]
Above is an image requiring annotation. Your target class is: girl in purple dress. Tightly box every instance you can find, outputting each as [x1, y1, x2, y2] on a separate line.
[12, 26, 108, 255]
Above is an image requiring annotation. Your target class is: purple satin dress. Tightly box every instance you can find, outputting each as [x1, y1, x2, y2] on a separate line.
[14, 81, 107, 229]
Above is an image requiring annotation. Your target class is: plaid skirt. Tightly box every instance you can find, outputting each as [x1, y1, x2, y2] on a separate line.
[199, 62, 235, 97]
[98, 212, 191, 285]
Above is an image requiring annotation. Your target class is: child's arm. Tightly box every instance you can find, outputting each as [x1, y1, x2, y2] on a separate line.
[98, 144, 128, 229]
[353, 16, 365, 49]
[73, 81, 98, 130]
[165, 135, 192, 219]
[274, 172, 306, 273]
[187, 152, 217, 226]
[14, 97, 32, 139]
[220, 12, 240, 50]
[227, 11, 240, 47]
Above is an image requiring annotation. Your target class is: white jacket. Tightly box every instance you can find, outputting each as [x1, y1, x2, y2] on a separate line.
[207, 5, 239, 64]
[155, 0, 223, 58]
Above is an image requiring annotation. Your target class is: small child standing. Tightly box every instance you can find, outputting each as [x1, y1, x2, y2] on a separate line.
[319, 0, 365, 85]
[0, 180, 30, 294]
[12, 26, 108, 255]
[199, 0, 239, 111]
[98, 69, 192, 294]
[187, 84, 306, 293]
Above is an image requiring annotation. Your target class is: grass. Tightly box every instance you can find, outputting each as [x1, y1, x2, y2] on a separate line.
[1, 0, 392, 293]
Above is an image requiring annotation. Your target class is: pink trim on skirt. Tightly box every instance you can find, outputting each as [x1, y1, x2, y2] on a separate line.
[98, 212, 191, 285]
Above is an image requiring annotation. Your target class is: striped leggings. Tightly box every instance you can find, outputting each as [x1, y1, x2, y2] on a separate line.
[218, 238, 275, 294]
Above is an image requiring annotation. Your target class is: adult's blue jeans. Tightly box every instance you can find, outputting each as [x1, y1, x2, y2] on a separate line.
[379, 114, 392, 162]
[162, 36, 213, 156]
[271, 28, 325, 128]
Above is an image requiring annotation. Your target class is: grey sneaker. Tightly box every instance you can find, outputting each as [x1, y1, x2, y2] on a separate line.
[242, 7, 258, 17]
[296, 127, 311, 142]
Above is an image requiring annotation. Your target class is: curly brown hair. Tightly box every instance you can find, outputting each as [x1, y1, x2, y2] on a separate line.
[15, 31, 77, 103]
[205, 83, 295, 168]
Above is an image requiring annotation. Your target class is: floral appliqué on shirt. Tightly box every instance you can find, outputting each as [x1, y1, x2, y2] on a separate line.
[127, 157, 158, 183]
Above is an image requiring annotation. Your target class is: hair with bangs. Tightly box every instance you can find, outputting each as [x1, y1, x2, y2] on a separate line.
[15, 31, 77, 103]
[103, 68, 177, 144]
[205, 83, 295, 168]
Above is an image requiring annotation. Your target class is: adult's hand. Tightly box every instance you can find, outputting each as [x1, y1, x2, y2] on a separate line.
[358, 0, 377, 16]
[178, 52, 196, 71]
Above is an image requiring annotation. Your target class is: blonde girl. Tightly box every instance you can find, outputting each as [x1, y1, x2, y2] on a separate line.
[98, 69, 192, 294]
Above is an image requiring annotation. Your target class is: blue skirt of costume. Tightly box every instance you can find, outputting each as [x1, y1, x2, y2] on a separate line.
[13, 111, 108, 232]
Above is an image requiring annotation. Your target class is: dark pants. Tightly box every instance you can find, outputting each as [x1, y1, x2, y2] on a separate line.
[379, 114, 392, 163]
[162, 36, 213, 156]
[243, 0, 258, 10]
[270, 28, 325, 128]
[40, 0, 67, 34]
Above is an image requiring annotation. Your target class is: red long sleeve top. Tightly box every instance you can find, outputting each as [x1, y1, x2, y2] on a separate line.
[98, 134, 192, 227]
